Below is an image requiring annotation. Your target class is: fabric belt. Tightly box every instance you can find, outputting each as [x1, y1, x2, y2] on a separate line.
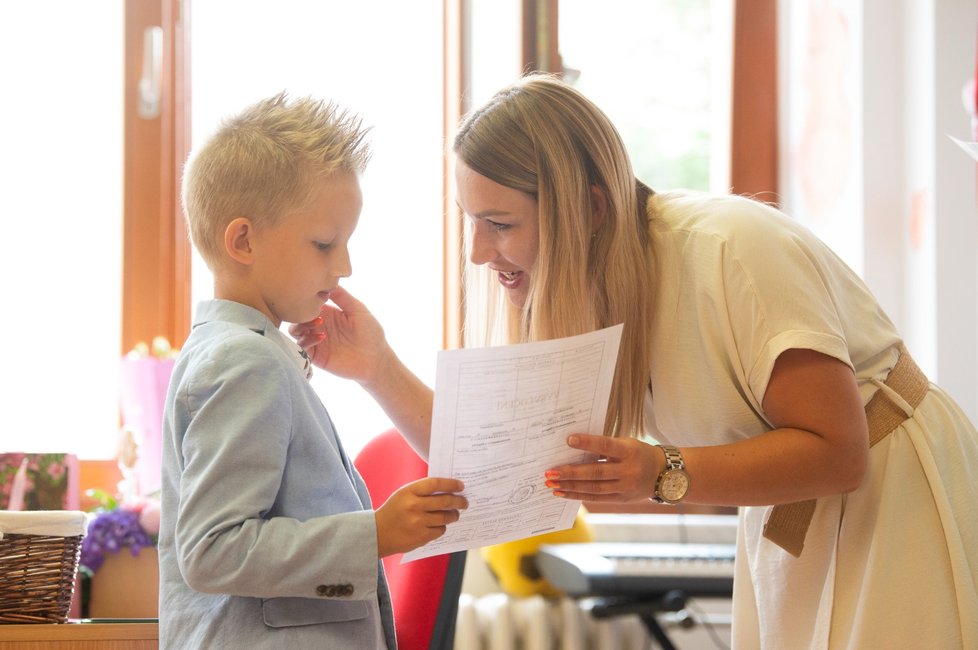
[762, 344, 929, 557]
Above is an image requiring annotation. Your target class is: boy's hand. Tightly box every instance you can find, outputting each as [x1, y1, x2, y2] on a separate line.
[375, 477, 467, 557]
[289, 286, 392, 385]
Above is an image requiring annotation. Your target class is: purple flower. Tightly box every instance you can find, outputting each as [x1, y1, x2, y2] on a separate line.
[80, 508, 155, 573]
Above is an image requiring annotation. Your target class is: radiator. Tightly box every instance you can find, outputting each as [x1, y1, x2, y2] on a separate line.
[455, 515, 738, 649]
[454, 593, 730, 650]
[454, 593, 731, 650]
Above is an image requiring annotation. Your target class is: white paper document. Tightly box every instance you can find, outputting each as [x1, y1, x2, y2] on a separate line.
[403, 324, 623, 562]
[949, 134, 978, 162]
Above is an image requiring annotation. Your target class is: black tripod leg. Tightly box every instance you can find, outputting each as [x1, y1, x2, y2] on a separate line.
[639, 613, 678, 650]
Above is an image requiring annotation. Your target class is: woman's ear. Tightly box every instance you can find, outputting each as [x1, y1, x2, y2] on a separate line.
[590, 184, 608, 234]
[224, 217, 255, 264]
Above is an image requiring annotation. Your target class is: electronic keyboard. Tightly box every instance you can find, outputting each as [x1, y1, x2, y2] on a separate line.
[536, 542, 736, 598]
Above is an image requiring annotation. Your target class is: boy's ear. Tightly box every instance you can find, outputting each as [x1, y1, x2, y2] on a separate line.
[590, 184, 608, 234]
[224, 217, 255, 264]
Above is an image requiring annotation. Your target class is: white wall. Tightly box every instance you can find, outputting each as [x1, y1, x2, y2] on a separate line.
[932, 0, 978, 423]
[779, 0, 978, 423]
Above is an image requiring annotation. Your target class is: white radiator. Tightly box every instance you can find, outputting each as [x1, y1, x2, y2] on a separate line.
[455, 515, 738, 649]
[454, 593, 731, 650]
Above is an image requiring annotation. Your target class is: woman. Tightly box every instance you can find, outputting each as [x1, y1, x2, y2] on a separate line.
[294, 74, 978, 648]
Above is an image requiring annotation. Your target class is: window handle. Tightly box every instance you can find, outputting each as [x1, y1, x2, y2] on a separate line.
[138, 26, 163, 119]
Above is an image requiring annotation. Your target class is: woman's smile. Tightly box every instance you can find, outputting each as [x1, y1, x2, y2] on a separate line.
[496, 269, 524, 288]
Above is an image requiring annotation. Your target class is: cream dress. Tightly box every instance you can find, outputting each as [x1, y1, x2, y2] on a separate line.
[642, 192, 978, 649]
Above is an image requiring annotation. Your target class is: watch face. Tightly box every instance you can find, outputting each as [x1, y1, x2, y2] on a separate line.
[659, 469, 690, 502]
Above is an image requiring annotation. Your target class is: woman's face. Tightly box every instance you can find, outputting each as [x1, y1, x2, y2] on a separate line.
[455, 160, 539, 308]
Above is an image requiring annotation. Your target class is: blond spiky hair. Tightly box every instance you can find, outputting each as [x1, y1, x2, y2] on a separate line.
[182, 92, 370, 268]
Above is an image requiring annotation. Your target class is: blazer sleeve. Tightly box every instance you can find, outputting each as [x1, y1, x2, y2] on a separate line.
[171, 330, 380, 601]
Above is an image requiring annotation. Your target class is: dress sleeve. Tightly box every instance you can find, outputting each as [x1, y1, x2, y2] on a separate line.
[716, 204, 853, 404]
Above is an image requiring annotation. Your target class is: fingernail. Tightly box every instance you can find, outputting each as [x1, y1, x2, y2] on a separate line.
[568, 435, 579, 446]
[545, 480, 560, 489]
[553, 490, 565, 497]
[545, 470, 560, 480]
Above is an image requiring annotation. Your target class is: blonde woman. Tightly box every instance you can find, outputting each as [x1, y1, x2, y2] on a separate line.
[294, 75, 978, 648]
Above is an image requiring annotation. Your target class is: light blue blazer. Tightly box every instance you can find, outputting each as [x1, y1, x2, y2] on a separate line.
[159, 300, 395, 649]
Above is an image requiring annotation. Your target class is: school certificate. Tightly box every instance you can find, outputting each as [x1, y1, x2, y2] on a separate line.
[403, 324, 623, 562]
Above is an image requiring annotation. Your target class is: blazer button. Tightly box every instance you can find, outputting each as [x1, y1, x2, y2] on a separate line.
[316, 585, 332, 597]
[342, 584, 354, 597]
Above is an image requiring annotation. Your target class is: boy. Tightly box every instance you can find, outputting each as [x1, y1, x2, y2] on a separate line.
[159, 92, 466, 649]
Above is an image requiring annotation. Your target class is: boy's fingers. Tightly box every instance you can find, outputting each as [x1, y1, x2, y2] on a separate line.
[426, 509, 461, 526]
[441, 510, 461, 524]
[430, 494, 468, 511]
[415, 477, 465, 494]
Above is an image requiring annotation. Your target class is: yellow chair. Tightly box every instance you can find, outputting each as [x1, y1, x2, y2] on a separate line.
[482, 509, 593, 598]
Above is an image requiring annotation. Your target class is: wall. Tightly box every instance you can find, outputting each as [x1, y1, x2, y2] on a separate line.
[779, 0, 978, 422]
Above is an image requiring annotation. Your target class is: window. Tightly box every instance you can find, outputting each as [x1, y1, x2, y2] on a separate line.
[0, 2, 124, 457]
[3, 0, 761, 461]
[189, 1, 445, 457]
[559, 0, 733, 193]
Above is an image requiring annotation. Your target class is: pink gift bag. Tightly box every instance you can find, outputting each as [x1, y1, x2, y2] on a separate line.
[119, 357, 175, 496]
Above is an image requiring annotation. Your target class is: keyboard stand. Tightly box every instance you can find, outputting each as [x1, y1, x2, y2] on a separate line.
[588, 589, 689, 650]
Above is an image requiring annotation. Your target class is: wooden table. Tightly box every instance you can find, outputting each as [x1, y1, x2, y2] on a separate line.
[0, 621, 157, 649]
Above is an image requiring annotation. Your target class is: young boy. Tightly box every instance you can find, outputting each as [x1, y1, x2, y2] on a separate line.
[159, 92, 467, 649]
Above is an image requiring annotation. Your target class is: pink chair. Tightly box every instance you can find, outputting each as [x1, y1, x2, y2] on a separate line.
[354, 429, 466, 650]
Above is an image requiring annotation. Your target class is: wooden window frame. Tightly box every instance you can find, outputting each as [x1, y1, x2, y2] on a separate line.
[730, 0, 778, 199]
[122, 0, 190, 354]
[517, 0, 777, 197]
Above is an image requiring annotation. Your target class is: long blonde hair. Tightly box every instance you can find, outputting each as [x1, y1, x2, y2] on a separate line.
[454, 74, 656, 438]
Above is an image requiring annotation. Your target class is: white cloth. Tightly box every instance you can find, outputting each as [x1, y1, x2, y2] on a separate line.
[644, 192, 978, 649]
[0, 510, 87, 539]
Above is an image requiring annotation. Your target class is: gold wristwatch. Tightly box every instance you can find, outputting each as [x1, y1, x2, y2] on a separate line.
[651, 444, 690, 504]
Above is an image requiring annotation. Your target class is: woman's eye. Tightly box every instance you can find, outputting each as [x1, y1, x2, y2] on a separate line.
[488, 220, 511, 232]
[314, 241, 333, 251]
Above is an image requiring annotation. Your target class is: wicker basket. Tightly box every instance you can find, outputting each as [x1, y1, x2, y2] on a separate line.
[0, 510, 87, 624]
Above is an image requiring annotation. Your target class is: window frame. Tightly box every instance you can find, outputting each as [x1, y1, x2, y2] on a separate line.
[122, 0, 190, 354]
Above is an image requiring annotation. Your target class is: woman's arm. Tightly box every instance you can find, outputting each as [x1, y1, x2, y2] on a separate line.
[290, 286, 434, 459]
[547, 349, 869, 507]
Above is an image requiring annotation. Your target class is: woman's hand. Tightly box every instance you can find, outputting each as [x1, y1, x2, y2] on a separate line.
[288, 285, 392, 386]
[292, 285, 435, 454]
[545, 434, 663, 504]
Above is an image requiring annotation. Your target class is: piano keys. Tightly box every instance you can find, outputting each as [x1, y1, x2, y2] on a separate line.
[536, 542, 736, 598]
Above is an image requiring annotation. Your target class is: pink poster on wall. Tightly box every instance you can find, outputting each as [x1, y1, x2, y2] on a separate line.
[0, 453, 79, 511]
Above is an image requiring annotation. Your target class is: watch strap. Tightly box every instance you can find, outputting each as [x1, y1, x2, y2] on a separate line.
[659, 444, 684, 471]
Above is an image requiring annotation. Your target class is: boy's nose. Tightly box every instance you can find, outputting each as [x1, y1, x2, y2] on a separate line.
[335, 246, 353, 278]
